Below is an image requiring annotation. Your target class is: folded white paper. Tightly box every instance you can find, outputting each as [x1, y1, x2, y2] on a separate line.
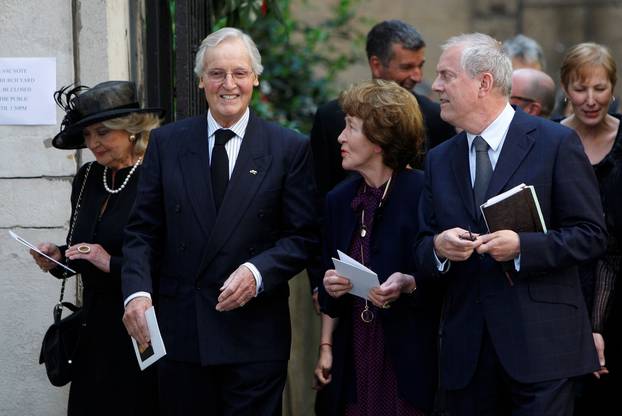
[131, 306, 166, 370]
[9, 230, 76, 274]
[332, 250, 379, 299]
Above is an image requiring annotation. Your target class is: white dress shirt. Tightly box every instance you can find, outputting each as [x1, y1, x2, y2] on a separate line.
[435, 103, 521, 271]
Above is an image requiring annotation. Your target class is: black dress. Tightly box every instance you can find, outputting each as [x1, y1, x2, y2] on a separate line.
[50, 162, 157, 416]
[573, 114, 622, 415]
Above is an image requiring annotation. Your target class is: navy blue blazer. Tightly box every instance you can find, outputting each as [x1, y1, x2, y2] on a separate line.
[318, 170, 442, 412]
[122, 112, 320, 365]
[415, 108, 607, 389]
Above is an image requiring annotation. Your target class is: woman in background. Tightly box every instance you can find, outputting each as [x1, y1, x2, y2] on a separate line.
[559, 42, 622, 415]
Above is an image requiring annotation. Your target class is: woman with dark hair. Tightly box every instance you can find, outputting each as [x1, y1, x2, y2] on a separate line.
[314, 79, 442, 415]
[559, 43, 622, 414]
[29, 81, 162, 415]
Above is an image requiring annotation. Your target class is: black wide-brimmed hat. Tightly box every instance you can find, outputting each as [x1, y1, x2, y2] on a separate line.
[52, 80, 164, 149]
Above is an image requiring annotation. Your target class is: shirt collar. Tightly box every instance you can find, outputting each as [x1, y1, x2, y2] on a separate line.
[466, 103, 515, 151]
[207, 108, 250, 139]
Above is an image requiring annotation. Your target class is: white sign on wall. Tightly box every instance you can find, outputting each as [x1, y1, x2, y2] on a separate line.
[0, 57, 56, 125]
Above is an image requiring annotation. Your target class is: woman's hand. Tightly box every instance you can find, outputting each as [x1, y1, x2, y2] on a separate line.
[368, 272, 416, 309]
[323, 269, 352, 298]
[65, 243, 111, 273]
[313, 344, 333, 390]
[30, 243, 61, 272]
[592, 332, 609, 379]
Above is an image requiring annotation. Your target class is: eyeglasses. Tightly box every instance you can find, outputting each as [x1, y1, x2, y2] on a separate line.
[510, 95, 536, 104]
[204, 68, 254, 83]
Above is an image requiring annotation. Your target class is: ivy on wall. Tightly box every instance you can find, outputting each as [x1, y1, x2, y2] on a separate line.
[209, 0, 365, 133]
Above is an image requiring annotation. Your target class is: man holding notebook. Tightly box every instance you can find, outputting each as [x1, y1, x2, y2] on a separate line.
[415, 33, 606, 415]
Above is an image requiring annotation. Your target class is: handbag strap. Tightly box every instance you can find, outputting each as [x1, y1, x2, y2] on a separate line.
[58, 162, 93, 304]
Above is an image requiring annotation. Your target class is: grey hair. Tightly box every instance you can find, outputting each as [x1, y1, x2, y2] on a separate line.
[442, 33, 512, 97]
[503, 34, 545, 70]
[193, 27, 263, 78]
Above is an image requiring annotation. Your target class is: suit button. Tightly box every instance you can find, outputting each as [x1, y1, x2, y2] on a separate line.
[249, 247, 256, 255]
[175, 204, 181, 213]
[178, 243, 186, 251]
[195, 283, 201, 290]
[258, 210, 265, 219]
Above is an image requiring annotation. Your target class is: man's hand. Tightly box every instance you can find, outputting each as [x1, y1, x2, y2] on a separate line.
[434, 227, 481, 261]
[592, 332, 609, 379]
[475, 230, 520, 261]
[323, 269, 352, 298]
[216, 265, 257, 312]
[122, 296, 152, 352]
[368, 272, 415, 308]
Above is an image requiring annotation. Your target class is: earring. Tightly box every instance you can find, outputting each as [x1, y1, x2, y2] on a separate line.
[563, 96, 568, 103]
[129, 134, 137, 143]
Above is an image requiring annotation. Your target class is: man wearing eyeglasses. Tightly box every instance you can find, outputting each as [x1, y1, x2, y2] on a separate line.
[121, 27, 319, 415]
[510, 68, 556, 118]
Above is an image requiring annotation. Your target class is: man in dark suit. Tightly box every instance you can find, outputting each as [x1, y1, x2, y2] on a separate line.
[310, 19, 455, 197]
[121, 27, 319, 415]
[415, 33, 607, 415]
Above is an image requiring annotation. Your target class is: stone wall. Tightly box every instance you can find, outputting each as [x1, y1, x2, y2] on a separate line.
[0, 0, 130, 414]
[296, 0, 622, 100]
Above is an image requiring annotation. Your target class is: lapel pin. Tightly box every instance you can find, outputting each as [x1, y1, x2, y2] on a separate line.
[249, 169, 258, 175]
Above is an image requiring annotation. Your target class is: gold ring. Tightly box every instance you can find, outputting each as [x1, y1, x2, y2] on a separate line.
[382, 302, 391, 309]
[77, 245, 91, 254]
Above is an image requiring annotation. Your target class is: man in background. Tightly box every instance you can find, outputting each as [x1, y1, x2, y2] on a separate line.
[503, 33, 546, 70]
[311, 19, 455, 196]
[510, 68, 556, 118]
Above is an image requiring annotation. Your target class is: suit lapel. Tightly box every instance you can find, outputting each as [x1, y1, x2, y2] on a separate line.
[178, 116, 217, 237]
[451, 133, 478, 221]
[199, 113, 272, 273]
[486, 111, 536, 199]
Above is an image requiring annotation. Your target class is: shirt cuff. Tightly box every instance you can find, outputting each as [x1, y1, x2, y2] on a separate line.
[124, 291, 151, 307]
[514, 254, 521, 271]
[433, 250, 451, 273]
[242, 262, 263, 295]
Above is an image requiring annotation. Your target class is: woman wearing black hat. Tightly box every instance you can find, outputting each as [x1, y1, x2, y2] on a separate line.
[29, 81, 163, 415]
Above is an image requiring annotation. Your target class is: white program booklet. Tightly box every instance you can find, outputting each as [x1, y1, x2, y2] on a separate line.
[132, 306, 166, 370]
[331, 250, 379, 299]
[9, 230, 76, 274]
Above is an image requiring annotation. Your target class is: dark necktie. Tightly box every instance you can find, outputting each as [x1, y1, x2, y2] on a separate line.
[473, 135, 492, 212]
[211, 129, 235, 211]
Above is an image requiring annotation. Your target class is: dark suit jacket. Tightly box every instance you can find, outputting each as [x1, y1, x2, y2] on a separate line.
[122, 112, 320, 365]
[317, 170, 442, 412]
[415, 108, 607, 389]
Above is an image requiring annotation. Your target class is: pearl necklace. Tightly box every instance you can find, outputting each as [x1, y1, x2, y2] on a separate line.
[102, 157, 142, 194]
